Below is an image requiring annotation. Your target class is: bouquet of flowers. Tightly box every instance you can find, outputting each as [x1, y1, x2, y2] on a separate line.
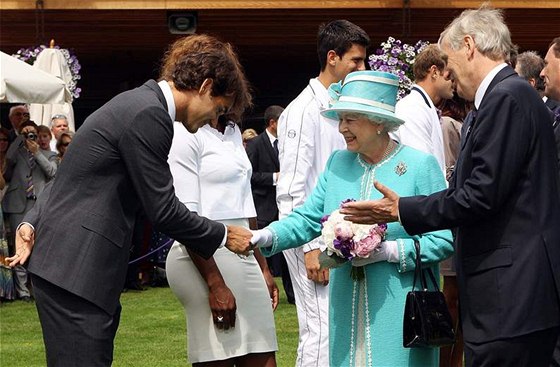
[13, 45, 82, 99]
[319, 199, 387, 280]
[368, 36, 430, 100]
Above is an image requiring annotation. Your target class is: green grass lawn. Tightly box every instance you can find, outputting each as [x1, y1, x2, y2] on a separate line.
[0, 280, 299, 366]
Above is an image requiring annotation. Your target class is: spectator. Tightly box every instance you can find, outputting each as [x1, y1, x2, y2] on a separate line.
[55, 131, 74, 162]
[242, 128, 258, 147]
[36, 126, 53, 152]
[0, 127, 13, 303]
[7, 105, 29, 143]
[48, 114, 70, 151]
[3, 120, 57, 302]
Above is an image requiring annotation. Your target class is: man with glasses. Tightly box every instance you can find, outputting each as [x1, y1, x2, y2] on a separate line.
[7, 105, 30, 143]
[49, 114, 70, 151]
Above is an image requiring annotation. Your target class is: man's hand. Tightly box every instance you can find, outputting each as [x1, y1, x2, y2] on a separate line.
[6, 223, 35, 267]
[304, 249, 329, 286]
[25, 139, 39, 154]
[225, 225, 253, 256]
[340, 181, 400, 224]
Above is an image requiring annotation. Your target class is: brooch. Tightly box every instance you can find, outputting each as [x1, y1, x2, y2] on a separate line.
[395, 162, 407, 176]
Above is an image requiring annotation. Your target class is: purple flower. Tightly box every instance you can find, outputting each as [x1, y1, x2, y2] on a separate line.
[13, 44, 82, 99]
[368, 37, 430, 100]
[320, 214, 330, 227]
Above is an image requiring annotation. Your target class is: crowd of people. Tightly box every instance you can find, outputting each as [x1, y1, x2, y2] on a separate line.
[2, 4, 560, 367]
[0, 107, 73, 303]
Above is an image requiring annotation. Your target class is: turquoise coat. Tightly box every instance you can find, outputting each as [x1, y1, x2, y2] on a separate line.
[263, 145, 454, 366]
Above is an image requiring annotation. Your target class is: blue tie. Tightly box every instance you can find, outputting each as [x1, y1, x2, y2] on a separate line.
[273, 139, 279, 156]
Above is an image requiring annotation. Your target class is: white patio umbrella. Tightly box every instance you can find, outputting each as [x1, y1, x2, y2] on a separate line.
[0, 51, 71, 104]
[29, 47, 76, 131]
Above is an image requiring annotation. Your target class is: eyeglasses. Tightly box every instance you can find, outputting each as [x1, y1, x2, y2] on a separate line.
[0, 138, 8, 142]
[51, 114, 68, 120]
[61, 142, 71, 147]
[13, 112, 30, 117]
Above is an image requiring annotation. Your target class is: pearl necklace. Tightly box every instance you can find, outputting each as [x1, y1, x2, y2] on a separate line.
[358, 140, 401, 200]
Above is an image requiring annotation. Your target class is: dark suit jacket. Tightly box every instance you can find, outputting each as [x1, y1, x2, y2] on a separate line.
[546, 99, 560, 174]
[246, 132, 279, 225]
[26, 80, 225, 314]
[399, 66, 560, 343]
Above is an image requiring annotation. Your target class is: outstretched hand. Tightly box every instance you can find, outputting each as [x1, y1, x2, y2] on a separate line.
[340, 181, 400, 224]
[6, 223, 35, 267]
[225, 225, 253, 256]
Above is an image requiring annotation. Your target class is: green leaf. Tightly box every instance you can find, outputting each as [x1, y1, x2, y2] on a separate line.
[318, 250, 347, 270]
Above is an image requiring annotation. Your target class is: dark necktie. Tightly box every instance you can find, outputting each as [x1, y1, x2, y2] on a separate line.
[273, 139, 279, 156]
[460, 109, 478, 148]
[26, 151, 35, 199]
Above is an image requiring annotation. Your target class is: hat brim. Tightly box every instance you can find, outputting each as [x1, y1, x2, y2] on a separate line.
[321, 102, 405, 128]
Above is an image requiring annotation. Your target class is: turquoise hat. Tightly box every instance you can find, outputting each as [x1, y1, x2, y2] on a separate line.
[321, 70, 405, 129]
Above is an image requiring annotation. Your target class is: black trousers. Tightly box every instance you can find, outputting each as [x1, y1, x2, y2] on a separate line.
[464, 327, 559, 367]
[32, 274, 122, 367]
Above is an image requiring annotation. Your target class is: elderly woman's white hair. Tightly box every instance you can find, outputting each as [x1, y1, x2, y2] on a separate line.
[438, 6, 515, 62]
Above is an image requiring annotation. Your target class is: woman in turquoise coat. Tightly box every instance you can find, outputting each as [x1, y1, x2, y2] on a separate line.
[252, 71, 454, 366]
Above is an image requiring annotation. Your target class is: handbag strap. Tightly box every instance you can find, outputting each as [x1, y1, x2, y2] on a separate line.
[412, 240, 440, 291]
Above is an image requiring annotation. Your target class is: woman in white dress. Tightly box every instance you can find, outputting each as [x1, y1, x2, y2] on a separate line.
[166, 116, 279, 366]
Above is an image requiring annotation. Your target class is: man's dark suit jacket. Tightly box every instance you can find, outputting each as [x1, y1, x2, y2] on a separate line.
[399, 66, 560, 343]
[26, 80, 224, 314]
[246, 132, 279, 225]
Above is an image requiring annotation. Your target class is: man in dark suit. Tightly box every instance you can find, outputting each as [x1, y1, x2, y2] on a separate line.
[341, 8, 560, 367]
[7, 34, 254, 367]
[246, 105, 295, 304]
[541, 36, 560, 367]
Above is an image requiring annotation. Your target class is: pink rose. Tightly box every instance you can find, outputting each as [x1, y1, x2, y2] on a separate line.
[352, 233, 383, 258]
[334, 222, 354, 241]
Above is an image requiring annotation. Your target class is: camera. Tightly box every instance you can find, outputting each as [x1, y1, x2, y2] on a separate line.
[24, 132, 37, 141]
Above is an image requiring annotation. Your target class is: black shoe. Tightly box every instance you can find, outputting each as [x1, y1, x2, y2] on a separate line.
[20, 296, 33, 303]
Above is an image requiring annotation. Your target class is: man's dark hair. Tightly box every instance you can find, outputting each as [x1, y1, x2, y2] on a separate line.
[516, 51, 545, 92]
[264, 105, 284, 126]
[317, 20, 370, 71]
[550, 37, 560, 58]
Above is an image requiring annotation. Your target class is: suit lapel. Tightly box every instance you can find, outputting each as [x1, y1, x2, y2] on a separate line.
[481, 66, 517, 103]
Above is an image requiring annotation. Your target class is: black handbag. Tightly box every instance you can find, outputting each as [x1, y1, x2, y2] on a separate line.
[403, 240, 456, 348]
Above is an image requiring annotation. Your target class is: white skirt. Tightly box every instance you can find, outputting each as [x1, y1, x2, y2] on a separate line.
[165, 218, 278, 363]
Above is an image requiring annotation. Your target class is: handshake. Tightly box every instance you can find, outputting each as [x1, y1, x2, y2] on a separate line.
[224, 226, 272, 255]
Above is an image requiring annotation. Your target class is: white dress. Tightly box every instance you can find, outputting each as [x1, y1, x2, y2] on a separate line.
[165, 123, 278, 363]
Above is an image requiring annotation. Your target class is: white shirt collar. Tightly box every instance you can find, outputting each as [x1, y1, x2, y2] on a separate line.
[309, 77, 330, 109]
[265, 128, 276, 146]
[157, 80, 176, 121]
[474, 63, 508, 109]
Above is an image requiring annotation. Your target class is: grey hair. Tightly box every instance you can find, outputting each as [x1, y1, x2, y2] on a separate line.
[516, 51, 546, 91]
[438, 7, 513, 62]
[348, 112, 402, 133]
[9, 104, 28, 116]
